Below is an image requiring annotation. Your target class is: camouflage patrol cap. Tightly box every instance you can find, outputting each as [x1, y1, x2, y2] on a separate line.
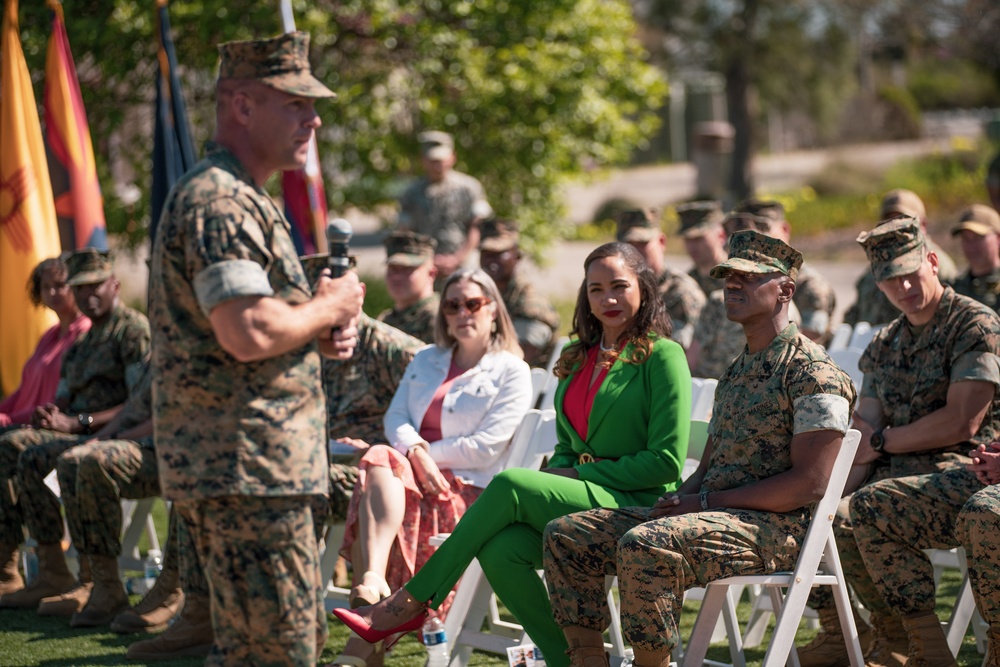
[479, 218, 520, 252]
[66, 248, 114, 286]
[880, 188, 926, 221]
[735, 197, 785, 223]
[710, 230, 803, 281]
[722, 211, 773, 235]
[857, 216, 926, 282]
[217, 31, 335, 99]
[951, 204, 1000, 237]
[676, 200, 725, 238]
[616, 208, 661, 243]
[384, 230, 436, 267]
[418, 131, 454, 160]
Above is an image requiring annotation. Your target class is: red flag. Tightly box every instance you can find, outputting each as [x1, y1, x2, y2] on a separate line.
[43, 0, 107, 251]
[282, 139, 328, 255]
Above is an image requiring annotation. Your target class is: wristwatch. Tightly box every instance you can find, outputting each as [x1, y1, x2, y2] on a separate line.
[699, 491, 710, 511]
[77, 412, 94, 434]
[869, 429, 886, 453]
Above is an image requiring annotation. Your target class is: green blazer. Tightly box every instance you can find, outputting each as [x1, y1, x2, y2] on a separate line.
[548, 336, 691, 501]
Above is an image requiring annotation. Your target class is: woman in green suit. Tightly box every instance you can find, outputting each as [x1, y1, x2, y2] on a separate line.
[333, 242, 691, 667]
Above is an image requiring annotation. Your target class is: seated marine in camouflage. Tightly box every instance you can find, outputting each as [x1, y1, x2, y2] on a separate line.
[615, 209, 705, 350]
[676, 200, 729, 298]
[0, 248, 149, 610]
[950, 204, 1000, 313]
[377, 230, 440, 343]
[478, 218, 560, 367]
[542, 231, 856, 667]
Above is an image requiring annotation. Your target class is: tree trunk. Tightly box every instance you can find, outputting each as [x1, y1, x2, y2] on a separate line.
[726, 0, 760, 200]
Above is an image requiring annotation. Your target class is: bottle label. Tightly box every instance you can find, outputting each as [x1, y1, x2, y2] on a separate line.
[423, 630, 447, 646]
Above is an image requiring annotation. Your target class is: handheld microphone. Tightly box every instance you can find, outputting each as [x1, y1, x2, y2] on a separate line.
[326, 218, 353, 278]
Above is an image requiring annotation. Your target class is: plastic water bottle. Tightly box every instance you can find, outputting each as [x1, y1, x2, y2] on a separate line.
[422, 616, 449, 667]
[126, 549, 162, 595]
[23, 547, 39, 585]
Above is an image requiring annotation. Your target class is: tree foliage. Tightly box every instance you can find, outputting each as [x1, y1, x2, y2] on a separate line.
[12, 0, 666, 252]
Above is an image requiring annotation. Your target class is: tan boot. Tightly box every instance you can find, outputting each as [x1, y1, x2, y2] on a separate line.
[898, 611, 958, 667]
[37, 557, 94, 616]
[985, 626, 1000, 667]
[70, 555, 129, 627]
[126, 594, 214, 661]
[0, 542, 75, 609]
[797, 607, 873, 667]
[564, 625, 610, 667]
[863, 613, 909, 667]
[0, 542, 24, 595]
[111, 566, 184, 634]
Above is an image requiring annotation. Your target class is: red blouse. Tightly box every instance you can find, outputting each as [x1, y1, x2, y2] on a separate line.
[562, 346, 610, 440]
[418, 360, 466, 443]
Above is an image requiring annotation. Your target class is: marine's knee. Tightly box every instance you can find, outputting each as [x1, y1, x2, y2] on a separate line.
[16, 444, 49, 477]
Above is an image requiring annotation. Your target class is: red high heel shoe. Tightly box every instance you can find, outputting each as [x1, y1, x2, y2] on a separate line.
[332, 607, 429, 648]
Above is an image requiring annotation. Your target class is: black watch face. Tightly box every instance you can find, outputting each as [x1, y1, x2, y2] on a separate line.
[871, 432, 884, 451]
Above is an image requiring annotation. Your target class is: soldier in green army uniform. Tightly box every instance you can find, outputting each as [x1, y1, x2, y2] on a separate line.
[732, 198, 836, 342]
[687, 211, 802, 379]
[0, 248, 149, 609]
[148, 32, 364, 666]
[378, 230, 440, 343]
[797, 216, 1000, 667]
[615, 209, 705, 350]
[542, 230, 856, 667]
[844, 189, 959, 326]
[951, 204, 1000, 312]
[478, 218, 561, 366]
[676, 200, 729, 298]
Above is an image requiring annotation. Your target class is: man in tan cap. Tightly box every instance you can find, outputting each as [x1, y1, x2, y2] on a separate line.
[478, 219, 560, 366]
[397, 130, 493, 282]
[952, 204, 1000, 312]
[147, 31, 364, 666]
[676, 200, 729, 297]
[544, 229, 855, 667]
[797, 216, 1000, 667]
[730, 198, 836, 343]
[616, 209, 704, 349]
[0, 248, 149, 612]
[844, 189, 958, 327]
[377, 229, 440, 343]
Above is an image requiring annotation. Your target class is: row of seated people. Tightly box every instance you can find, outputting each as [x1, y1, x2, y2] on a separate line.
[5, 207, 1000, 667]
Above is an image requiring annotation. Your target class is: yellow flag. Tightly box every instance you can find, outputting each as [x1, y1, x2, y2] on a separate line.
[0, 0, 61, 394]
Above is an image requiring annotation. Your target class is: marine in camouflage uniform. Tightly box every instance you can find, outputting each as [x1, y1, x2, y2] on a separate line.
[616, 209, 705, 349]
[543, 231, 856, 664]
[676, 200, 728, 298]
[148, 32, 363, 667]
[798, 217, 1000, 667]
[0, 249, 149, 609]
[479, 218, 560, 366]
[956, 482, 1000, 657]
[378, 230, 441, 343]
[950, 205, 1000, 313]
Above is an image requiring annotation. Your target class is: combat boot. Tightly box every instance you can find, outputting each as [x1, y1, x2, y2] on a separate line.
[863, 613, 908, 667]
[70, 555, 129, 627]
[0, 542, 75, 608]
[126, 593, 214, 661]
[897, 611, 957, 667]
[37, 556, 93, 616]
[0, 542, 24, 595]
[986, 626, 1000, 667]
[797, 607, 872, 667]
[563, 626, 611, 667]
[111, 566, 183, 633]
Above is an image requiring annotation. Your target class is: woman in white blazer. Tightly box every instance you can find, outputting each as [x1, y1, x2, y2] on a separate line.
[336, 267, 532, 667]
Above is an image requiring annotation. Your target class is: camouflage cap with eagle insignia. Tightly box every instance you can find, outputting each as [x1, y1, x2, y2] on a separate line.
[710, 230, 803, 280]
[857, 216, 926, 282]
[217, 31, 335, 99]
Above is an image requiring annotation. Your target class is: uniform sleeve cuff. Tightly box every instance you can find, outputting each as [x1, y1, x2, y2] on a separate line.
[193, 260, 275, 316]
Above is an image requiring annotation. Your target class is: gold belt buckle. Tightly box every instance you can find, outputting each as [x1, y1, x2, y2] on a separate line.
[578, 452, 595, 464]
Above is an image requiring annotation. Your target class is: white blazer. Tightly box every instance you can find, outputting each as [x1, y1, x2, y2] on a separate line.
[384, 345, 532, 488]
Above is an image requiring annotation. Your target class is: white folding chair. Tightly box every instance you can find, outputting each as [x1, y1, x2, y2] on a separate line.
[530, 368, 550, 408]
[691, 379, 718, 422]
[118, 498, 161, 571]
[828, 348, 864, 393]
[848, 322, 878, 352]
[683, 429, 864, 667]
[926, 547, 988, 656]
[827, 324, 853, 351]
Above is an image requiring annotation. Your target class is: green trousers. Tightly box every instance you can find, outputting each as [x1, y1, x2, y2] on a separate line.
[405, 467, 664, 667]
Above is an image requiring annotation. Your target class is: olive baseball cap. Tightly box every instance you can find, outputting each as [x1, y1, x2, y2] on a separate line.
[384, 230, 436, 266]
[217, 32, 335, 99]
[66, 248, 114, 286]
[951, 204, 1000, 237]
[418, 131, 454, 160]
[616, 208, 661, 243]
[710, 230, 802, 280]
[857, 216, 926, 282]
[479, 219, 520, 252]
[881, 188, 926, 221]
[676, 200, 725, 238]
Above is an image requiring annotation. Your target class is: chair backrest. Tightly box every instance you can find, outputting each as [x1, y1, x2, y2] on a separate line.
[828, 348, 864, 393]
[530, 368, 549, 407]
[497, 409, 544, 471]
[691, 378, 718, 421]
[682, 419, 711, 481]
[827, 323, 853, 351]
[522, 409, 557, 471]
[848, 321, 877, 351]
[802, 429, 861, 554]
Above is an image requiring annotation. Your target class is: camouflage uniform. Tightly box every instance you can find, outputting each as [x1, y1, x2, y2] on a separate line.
[793, 262, 836, 338]
[544, 323, 856, 655]
[378, 294, 440, 344]
[148, 32, 334, 666]
[502, 276, 560, 366]
[957, 483, 1000, 628]
[952, 268, 1000, 312]
[0, 301, 149, 548]
[398, 166, 492, 256]
[950, 205, 1000, 313]
[688, 268, 725, 298]
[657, 268, 706, 349]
